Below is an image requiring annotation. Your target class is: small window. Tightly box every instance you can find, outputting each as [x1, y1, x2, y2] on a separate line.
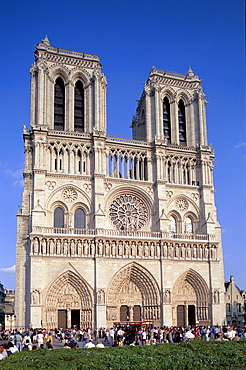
[226, 303, 231, 312]
[74, 208, 85, 229]
[178, 100, 186, 143]
[54, 207, 64, 228]
[74, 81, 84, 132]
[54, 78, 65, 131]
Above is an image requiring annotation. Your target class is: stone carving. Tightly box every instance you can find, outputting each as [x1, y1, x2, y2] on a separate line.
[191, 192, 199, 201]
[46, 180, 56, 190]
[164, 289, 171, 304]
[175, 197, 189, 211]
[56, 239, 61, 255]
[213, 290, 220, 304]
[49, 239, 55, 255]
[41, 239, 47, 254]
[62, 187, 78, 202]
[109, 194, 148, 231]
[104, 183, 112, 192]
[77, 240, 82, 255]
[33, 238, 39, 254]
[166, 191, 173, 199]
[32, 290, 40, 305]
[90, 241, 95, 256]
[84, 183, 92, 192]
[98, 289, 105, 305]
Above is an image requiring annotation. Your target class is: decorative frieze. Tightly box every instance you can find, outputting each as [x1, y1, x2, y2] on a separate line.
[30, 236, 218, 261]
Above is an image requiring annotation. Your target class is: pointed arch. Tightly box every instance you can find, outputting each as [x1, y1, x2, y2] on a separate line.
[107, 262, 160, 322]
[45, 270, 93, 329]
[172, 269, 209, 325]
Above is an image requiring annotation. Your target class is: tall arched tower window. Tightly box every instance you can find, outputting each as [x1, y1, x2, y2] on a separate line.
[74, 208, 85, 229]
[163, 97, 171, 142]
[74, 81, 84, 132]
[178, 100, 186, 143]
[54, 77, 65, 131]
[54, 207, 64, 228]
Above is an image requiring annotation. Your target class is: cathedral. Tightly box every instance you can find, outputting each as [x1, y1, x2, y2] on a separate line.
[15, 37, 225, 330]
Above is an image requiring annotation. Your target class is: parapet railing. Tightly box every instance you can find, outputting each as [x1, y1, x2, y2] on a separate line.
[31, 227, 216, 241]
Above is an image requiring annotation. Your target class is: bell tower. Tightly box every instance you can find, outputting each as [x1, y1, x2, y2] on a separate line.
[15, 39, 225, 330]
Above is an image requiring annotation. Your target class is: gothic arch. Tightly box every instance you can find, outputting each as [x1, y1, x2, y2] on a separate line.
[175, 90, 192, 105]
[46, 184, 92, 213]
[70, 68, 91, 87]
[44, 269, 93, 329]
[167, 194, 199, 217]
[107, 262, 160, 322]
[172, 269, 209, 325]
[160, 87, 175, 102]
[49, 65, 70, 84]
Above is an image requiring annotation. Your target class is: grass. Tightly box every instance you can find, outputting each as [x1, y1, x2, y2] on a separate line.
[0, 340, 246, 369]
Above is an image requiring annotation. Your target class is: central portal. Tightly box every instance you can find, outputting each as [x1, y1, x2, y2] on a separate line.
[71, 309, 80, 328]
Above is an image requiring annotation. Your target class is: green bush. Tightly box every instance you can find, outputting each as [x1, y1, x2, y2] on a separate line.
[1, 340, 246, 370]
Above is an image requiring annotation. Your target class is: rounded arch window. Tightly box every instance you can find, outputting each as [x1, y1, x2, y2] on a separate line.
[168, 216, 177, 233]
[74, 208, 85, 229]
[54, 207, 64, 228]
[184, 216, 193, 234]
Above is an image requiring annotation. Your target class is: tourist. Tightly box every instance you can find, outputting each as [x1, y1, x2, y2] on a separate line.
[96, 340, 105, 348]
[0, 345, 8, 360]
[84, 339, 95, 349]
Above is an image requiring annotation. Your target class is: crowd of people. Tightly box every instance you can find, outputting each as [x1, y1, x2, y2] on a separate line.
[0, 324, 245, 360]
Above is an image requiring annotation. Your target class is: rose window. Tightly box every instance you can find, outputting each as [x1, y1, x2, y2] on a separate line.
[175, 197, 188, 211]
[62, 187, 78, 202]
[109, 195, 148, 231]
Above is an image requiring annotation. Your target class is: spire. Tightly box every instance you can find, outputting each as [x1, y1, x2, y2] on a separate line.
[42, 35, 50, 46]
[186, 66, 194, 78]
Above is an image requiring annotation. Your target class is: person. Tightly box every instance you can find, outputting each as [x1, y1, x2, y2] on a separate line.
[232, 334, 241, 342]
[23, 339, 32, 351]
[0, 345, 8, 360]
[8, 342, 18, 354]
[37, 331, 44, 347]
[96, 340, 105, 348]
[84, 339, 95, 349]
[14, 331, 23, 351]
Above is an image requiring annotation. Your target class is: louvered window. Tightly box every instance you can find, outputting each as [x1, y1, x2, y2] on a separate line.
[74, 81, 84, 132]
[178, 100, 186, 143]
[163, 97, 171, 141]
[54, 78, 65, 130]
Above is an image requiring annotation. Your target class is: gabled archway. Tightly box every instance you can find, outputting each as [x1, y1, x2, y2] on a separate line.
[172, 269, 209, 326]
[107, 262, 160, 323]
[44, 270, 93, 329]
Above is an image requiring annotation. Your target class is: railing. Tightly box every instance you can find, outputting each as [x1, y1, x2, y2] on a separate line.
[31, 227, 216, 241]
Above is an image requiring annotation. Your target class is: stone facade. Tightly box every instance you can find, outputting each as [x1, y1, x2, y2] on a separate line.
[15, 37, 225, 329]
[225, 276, 246, 326]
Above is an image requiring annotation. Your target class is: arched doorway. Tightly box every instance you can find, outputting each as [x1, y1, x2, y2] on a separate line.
[44, 270, 93, 329]
[107, 262, 160, 324]
[172, 269, 209, 327]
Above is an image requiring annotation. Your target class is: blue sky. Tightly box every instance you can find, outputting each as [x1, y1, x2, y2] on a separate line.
[0, 0, 245, 290]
